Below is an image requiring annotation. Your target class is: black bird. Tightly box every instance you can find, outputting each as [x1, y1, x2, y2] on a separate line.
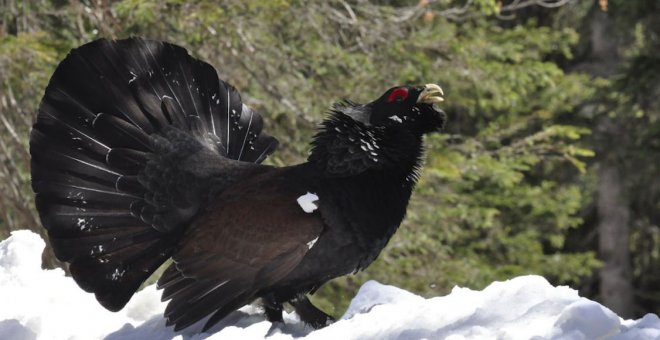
[30, 38, 445, 332]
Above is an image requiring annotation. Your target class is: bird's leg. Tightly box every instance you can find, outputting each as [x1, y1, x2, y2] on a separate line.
[262, 294, 284, 323]
[290, 295, 335, 329]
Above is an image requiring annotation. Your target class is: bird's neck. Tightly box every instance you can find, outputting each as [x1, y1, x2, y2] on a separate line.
[308, 111, 424, 186]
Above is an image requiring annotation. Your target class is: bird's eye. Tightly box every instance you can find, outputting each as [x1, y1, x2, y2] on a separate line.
[387, 87, 409, 103]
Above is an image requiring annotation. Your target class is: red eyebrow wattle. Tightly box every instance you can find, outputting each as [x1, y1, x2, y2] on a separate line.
[387, 87, 409, 103]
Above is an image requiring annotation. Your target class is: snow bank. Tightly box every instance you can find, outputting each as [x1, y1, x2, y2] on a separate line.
[1, 230, 658, 340]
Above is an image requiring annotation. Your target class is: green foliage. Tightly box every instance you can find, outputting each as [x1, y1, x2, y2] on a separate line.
[0, 30, 59, 244]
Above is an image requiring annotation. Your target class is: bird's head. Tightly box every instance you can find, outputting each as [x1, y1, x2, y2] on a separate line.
[345, 84, 446, 135]
[310, 84, 446, 177]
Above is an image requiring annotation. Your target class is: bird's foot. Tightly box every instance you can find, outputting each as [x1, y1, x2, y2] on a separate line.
[263, 295, 284, 323]
[266, 321, 285, 337]
[291, 295, 335, 329]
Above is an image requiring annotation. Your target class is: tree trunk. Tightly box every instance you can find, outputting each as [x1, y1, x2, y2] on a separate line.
[570, 7, 636, 317]
[597, 161, 634, 318]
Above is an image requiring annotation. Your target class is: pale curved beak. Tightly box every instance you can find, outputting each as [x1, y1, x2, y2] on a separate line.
[417, 83, 444, 105]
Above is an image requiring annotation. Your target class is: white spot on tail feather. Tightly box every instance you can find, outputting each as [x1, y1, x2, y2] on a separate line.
[297, 192, 319, 213]
[128, 71, 137, 84]
[77, 218, 86, 230]
[111, 267, 126, 281]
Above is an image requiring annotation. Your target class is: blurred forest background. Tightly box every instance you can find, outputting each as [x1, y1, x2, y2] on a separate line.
[0, 0, 658, 319]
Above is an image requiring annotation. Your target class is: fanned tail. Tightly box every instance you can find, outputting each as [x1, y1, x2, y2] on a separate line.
[30, 37, 278, 311]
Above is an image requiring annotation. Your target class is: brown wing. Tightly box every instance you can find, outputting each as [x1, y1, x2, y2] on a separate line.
[157, 170, 323, 331]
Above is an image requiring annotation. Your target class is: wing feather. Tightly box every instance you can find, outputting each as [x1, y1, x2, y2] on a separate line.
[158, 169, 323, 331]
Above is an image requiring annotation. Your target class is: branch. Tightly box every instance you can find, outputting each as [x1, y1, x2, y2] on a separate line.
[383, 0, 576, 23]
[501, 0, 574, 10]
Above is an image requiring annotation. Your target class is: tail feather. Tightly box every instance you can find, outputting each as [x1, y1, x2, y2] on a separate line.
[69, 237, 171, 312]
[30, 37, 278, 312]
[59, 41, 157, 133]
[49, 227, 154, 260]
[91, 113, 153, 152]
[106, 151, 148, 174]
[33, 180, 139, 209]
[35, 105, 108, 156]
[33, 149, 123, 186]
[35, 200, 142, 232]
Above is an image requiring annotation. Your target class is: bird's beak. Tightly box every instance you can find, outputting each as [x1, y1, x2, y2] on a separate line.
[417, 84, 444, 105]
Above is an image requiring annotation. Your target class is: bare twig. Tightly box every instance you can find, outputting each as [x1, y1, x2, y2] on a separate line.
[1, 112, 23, 148]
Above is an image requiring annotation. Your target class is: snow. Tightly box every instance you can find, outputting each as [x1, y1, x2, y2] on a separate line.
[1, 230, 658, 340]
[296, 192, 319, 213]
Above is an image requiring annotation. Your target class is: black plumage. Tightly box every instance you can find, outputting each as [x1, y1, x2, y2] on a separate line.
[30, 38, 446, 332]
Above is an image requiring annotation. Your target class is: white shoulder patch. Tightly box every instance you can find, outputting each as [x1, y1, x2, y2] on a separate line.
[297, 192, 319, 213]
[388, 115, 403, 123]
